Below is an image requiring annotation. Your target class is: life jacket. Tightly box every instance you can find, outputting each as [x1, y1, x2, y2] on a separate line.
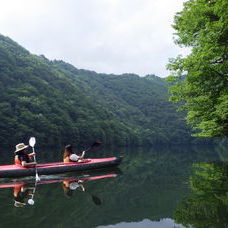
[14, 155, 21, 165]
[63, 180, 70, 187]
[13, 185, 22, 196]
[63, 156, 70, 163]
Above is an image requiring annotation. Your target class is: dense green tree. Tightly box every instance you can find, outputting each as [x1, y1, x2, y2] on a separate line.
[167, 0, 228, 137]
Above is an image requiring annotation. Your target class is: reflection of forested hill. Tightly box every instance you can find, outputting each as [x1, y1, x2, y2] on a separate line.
[0, 146, 220, 228]
[0, 34, 201, 148]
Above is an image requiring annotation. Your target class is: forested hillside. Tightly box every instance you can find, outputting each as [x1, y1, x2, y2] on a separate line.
[0, 34, 200, 148]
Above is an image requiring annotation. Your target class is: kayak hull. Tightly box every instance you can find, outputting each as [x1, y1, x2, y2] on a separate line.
[0, 172, 119, 188]
[0, 157, 122, 178]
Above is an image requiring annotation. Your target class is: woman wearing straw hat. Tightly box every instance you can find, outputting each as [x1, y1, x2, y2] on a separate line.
[13, 183, 35, 207]
[14, 143, 37, 167]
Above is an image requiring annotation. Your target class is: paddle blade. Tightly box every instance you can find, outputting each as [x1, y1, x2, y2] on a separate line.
[91, 141, 102, 148]
[36, 173, 40, 182]
[91, 195, 102, 205]
[29, 137, 36, 147]
[28, 199, 35, 205]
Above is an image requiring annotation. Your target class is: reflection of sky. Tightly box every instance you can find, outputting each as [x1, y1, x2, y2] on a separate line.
[97, 218, 186, 228]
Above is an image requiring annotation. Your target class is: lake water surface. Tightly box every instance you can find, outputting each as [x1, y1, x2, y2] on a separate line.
[0, 144, 227, 228]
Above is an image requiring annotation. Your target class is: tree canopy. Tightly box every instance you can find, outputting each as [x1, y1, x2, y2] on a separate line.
[167, 0, 228, 137]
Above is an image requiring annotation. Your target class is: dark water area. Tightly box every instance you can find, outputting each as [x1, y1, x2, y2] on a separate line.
[0, 144, 227, 228]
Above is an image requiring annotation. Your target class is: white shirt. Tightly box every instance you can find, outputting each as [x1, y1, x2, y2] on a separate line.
[69, 154, 80, 161]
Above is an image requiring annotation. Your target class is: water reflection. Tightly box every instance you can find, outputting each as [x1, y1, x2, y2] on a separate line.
[0, 144, 227, 228]
[98, 218, 185, 228]
[174, 161, 228, 228]
[0, 170, 119, 208]
[14, 184, 35, 207]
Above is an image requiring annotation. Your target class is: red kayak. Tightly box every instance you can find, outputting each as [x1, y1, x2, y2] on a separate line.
[0, 157, 122, 178]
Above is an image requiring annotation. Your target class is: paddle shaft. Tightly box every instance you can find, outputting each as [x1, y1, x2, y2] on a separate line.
[31, 146, 40, 181]
[84, 141, 101, 153]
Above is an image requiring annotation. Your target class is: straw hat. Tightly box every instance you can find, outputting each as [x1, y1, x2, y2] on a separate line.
[15, 143, 29, 153]
[14, 200, 26, 207]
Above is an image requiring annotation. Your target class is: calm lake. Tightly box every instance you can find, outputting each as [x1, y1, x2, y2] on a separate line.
[0, 144, 227, 228]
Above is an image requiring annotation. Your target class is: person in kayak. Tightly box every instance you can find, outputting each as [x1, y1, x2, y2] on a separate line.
[13, 183, 35, 207]
[14, 143, 37, 167]
[62, 179, 85, 197]
[63, 144, 85, 163]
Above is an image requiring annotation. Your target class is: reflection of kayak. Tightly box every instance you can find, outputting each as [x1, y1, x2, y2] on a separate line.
[0, 172, 118, 189]
[1, 171, 119, 207]
[0, 157, 122, 178]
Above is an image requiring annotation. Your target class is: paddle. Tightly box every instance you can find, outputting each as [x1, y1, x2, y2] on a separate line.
[29, 137, 40, 182]
[82, 141, 102, 156]
[76, 180, 101, 205]
[27, 188, 36, 205]
[28, 198, 35, 205]
[79, 141, 101, 160]
[27, 182, 38, 205]
[91, 194, 102, 205]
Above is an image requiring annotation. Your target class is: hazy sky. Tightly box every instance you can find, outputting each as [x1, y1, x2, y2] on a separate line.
[0, 0, 189, 77]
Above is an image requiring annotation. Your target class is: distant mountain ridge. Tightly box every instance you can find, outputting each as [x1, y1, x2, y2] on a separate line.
[0, 34, 200, 148]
